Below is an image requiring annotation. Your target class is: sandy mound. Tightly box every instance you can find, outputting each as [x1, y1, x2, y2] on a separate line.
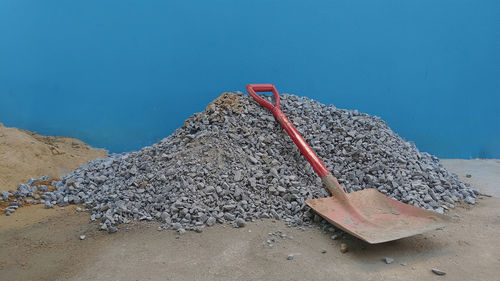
[0, 122, 107, 191]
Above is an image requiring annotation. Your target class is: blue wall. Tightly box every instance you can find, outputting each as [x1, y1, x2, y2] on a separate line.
[1, 0, 499, 158]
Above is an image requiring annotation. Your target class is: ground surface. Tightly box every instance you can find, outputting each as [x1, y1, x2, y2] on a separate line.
[0, 159, 499, 281]
[0, 123, 107, 191]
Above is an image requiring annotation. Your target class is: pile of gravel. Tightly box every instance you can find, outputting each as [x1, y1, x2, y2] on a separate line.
[4, 92, 477, 232]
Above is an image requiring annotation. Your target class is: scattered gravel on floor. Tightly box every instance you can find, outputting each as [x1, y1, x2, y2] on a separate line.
[384, 257, 394, 264]
[5, 92, 477, 233]
[287, 254, 294, 260]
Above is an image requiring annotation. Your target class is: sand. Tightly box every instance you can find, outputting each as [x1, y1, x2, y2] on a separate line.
[0, 123, 107, 191]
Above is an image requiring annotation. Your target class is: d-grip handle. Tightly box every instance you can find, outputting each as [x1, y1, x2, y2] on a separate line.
[246, 84, 330, 178]
[246, 84, 280, 112]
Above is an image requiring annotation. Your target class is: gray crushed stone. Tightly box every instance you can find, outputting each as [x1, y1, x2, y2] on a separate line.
[6, 92, 476, 233]
[235, 217, 246, 228]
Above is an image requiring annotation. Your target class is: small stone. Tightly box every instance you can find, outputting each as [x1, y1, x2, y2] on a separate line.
[160, 212, 171, 223]
[465, 174, 471, 178]
[313, 214, 321, 222]
[340, 243, 348, 253]
[234, 170, 243, 182]
[268, 186, 276, 194]
[434, 207, 444, 214]
[76, 207, 82, 212]
[235, 218, 246, 227]
[108, 226, 117, 234]
[248, 156, 259, 164]
[248, 177, 257, 188]
[79, 235, 86, 240]
[431, 268, 446, 276]
[330, 234, 339, 240]
[100, 224, 108, 231]
[178, 228, 186, 235]
[224, 213, 235, 221]
[287, 254, 294, 260]
[1, 191, 11, 201]
[384, 257, 394, 264]
[215, 186, 223, 194]
[223, 204, 236, 211]
[423, 194, 432, 203]
[400, 262, 407, 266]
[204, 186, 215, 194]
[270, 168, 279, 178]
[465, 196, 475, 204]
[172, 222, 182, 230]
[206, 217, 216, 226]
[321, 248, 327, 254]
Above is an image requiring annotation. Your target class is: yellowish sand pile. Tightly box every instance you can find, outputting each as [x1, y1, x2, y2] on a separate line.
[0, 122, 107, 191]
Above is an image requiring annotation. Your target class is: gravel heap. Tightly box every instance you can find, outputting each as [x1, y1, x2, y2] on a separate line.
[4, 93, 477, 232]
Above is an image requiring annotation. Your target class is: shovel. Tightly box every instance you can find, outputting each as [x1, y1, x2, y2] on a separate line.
[246, 84, 449, 244]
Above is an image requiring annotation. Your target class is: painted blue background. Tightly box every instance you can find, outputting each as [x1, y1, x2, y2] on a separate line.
[1, 0, 499, 158]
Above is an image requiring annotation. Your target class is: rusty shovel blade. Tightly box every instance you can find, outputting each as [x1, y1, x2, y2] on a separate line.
[306, 188, 450, 244]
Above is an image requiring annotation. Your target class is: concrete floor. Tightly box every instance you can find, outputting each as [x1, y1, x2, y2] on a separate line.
[0, 159, 499, 281]
[440, 159, 500, 197]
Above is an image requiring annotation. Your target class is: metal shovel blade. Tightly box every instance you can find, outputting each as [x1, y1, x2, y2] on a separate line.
[306, 188, 450, 244]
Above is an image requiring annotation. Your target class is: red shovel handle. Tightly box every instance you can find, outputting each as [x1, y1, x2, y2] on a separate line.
[246, 84, 330, 178]
[246, 84, 280, 111]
